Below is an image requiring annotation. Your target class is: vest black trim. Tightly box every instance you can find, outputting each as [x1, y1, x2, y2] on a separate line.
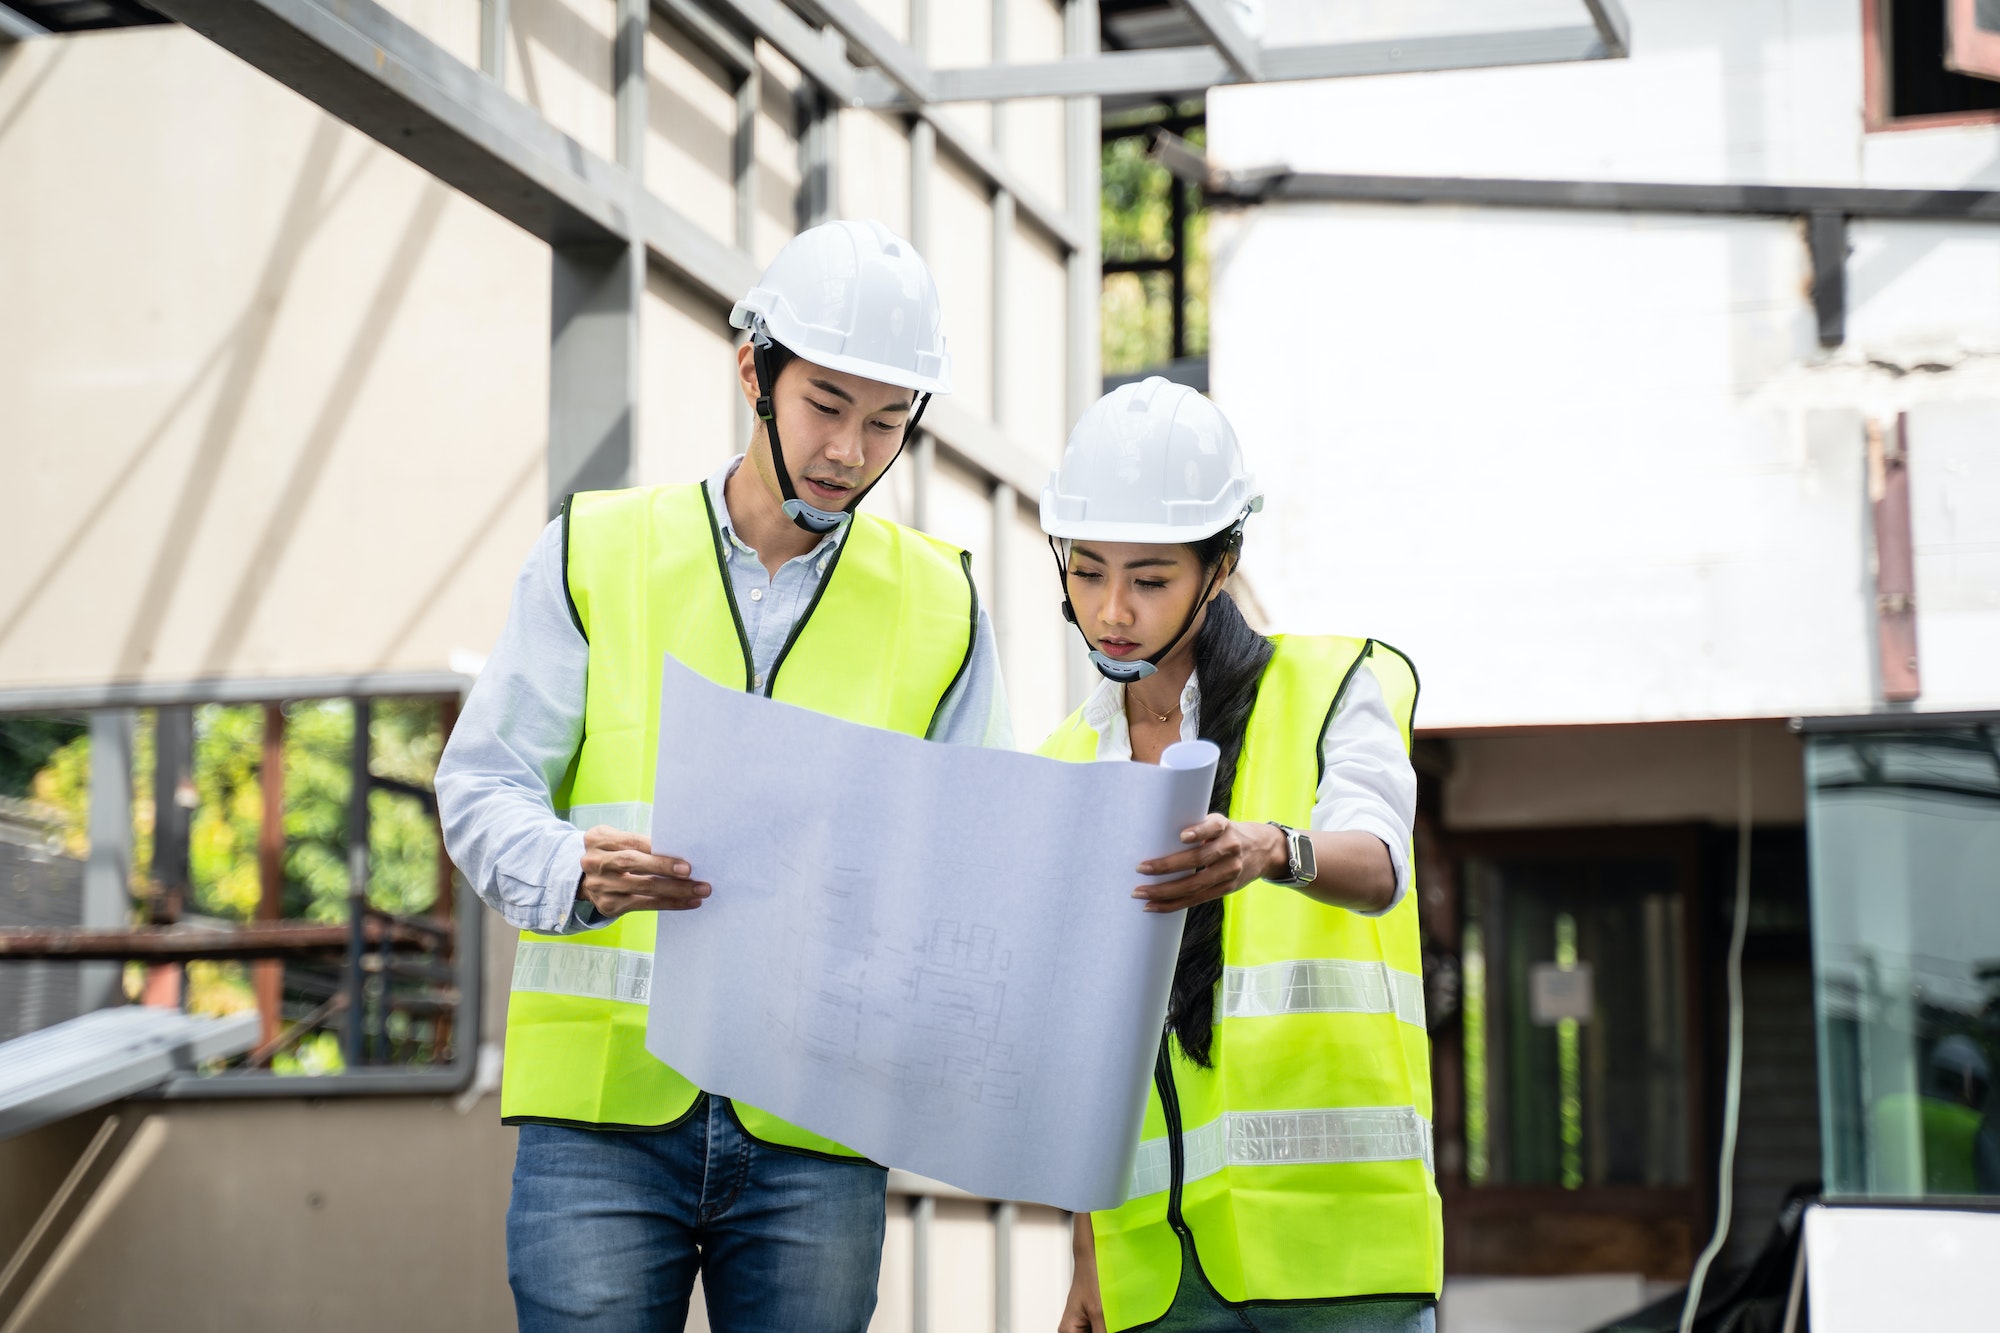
[927, 549, 981, 737]
[1369, 637, 1422, 732]
[763, 516, 855, 698]
[1313, 638, 1378, 791]
[704, 482, 764, 688]
[559, 493, 587, 641]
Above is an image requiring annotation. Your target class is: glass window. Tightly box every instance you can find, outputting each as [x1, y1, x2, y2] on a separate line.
[1462, 848, 1690, 1189]
[0, 696, 469, 1082]
[1806, 727, 2000, 1198]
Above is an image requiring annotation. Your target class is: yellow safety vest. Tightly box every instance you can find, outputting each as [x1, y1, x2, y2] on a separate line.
[501, 482, 978, 1155]
[1038, 636, 1442, 1327]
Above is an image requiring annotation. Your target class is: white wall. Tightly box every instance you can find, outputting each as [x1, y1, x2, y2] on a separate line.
[0, 27, 549, 692]
[1210, 0, 2000, 728]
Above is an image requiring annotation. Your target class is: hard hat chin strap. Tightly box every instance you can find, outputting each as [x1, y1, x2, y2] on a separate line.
[752, 334, 931, 536]
[1049, 537, 1225, 686]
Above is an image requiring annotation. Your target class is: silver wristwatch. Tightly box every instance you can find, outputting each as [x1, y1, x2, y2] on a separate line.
[1267, 823, 1318, 888]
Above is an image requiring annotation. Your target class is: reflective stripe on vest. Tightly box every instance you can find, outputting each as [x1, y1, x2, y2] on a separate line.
[512, 940, 652, 1004]
[1126, 1106, 1435, 1201]
[1221, 959, 1425, 1029]
[561, 802, 653, 837]
[500, 482, 977, 1150]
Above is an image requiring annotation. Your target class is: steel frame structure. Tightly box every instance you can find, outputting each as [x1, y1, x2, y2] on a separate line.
[127, 0, 1629, 522]
[0, 4, 1634, 1320]
[2, 0, 1629, 1090]
[1158, 134, 2000, 350]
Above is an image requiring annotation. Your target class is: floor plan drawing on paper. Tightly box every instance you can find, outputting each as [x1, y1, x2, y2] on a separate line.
[643, 649, 1217, 1209]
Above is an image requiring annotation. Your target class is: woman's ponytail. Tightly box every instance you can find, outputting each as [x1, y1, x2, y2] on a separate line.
[1167, 538, 1273, 1068]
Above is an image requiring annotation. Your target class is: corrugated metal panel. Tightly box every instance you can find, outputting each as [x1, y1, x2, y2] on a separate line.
[0, 1006, 259, 1140]
[0, 833, 85, 1043]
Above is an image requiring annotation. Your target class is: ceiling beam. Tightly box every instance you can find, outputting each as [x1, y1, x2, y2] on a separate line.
[144, 0, 756, 304]
[0, 1, 49, 41]
[1172, 0, 1259, 81]
[1581, 0, 1633, 60]
[791, 0, 934, 104]
[853, 23, 1621, 105]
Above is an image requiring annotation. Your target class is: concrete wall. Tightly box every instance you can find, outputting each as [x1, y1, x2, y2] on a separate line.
[1207, 0, 2000, 729]
[0, 27, 550, 692]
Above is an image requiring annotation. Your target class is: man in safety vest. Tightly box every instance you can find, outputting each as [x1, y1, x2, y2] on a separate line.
[437, 219, 1011, 1332]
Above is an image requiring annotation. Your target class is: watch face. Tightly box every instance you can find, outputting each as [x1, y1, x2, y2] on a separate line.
[1294, 830, 1317, 882]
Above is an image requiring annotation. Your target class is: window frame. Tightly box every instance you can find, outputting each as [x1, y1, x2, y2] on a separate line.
[0, 675, 483, 1102]
[1865, 0, 2000, 133]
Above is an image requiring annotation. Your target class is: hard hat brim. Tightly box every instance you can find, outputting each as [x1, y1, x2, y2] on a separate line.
[783, 345, 952, 397]
[1038, 508, 1261, 546]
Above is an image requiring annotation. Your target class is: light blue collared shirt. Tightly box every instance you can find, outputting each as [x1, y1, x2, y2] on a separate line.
[436, 458, 1013, 935]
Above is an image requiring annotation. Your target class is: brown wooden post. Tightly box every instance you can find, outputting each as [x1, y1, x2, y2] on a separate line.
[255, 703, 287, 1046]
[1870, 415, 1921, 703]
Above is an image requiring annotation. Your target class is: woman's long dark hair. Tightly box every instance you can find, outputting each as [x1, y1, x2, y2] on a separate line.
[1167, 525, 1272, 1068]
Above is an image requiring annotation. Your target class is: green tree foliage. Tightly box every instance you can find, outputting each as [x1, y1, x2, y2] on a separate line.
[0, 718, 86, 799]
[1101, 122, 1209, 375]
[26, 699, 446, 925]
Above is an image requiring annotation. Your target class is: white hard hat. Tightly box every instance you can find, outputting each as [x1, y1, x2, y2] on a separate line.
[729, 219, 952, 395]
[1040, 377, 1262, 544]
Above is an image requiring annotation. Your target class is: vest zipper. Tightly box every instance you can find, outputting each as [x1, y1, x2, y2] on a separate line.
[1152, 1034, 1194, 1245]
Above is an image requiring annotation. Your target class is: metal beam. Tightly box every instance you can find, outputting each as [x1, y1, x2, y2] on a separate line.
[919, 107, 1083, 253]
[652, 0, 754, 77]
[1187, 163, 2000, 222]
[82, 710, 133, 1012]
[704, 0, 1079, 253]
[1173, 0, 1259, 81]
[149, 0, 635, 247]
[549, 242, 642, 512]
[147, 0, 755, 308]
[616, 0, 648, 174]
[1179, 156, 2000, 352]
[706, 0, 859, 103]
[0, 1, 49, 41]
[1808, 210, 1848, 348]
[853, 24, 1620, 105]
[0, 918, 447, 961]
[0, 670, 473, 713]
[1582, 0, 1633, 60]
[478, 0, 506, 79]
[793, 0, 934, 104]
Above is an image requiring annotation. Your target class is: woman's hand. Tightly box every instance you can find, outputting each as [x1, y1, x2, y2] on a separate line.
[1058, 1213, 1105, 1333]
[1132, 813, 1286, 914]
[576, 827, 711, 919]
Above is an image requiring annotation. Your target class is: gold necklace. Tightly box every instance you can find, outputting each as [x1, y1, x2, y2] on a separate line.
[1132, 689, 1178, 726]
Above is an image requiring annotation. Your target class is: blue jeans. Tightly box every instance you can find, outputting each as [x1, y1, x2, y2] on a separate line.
[507, 1096, 887, 1333]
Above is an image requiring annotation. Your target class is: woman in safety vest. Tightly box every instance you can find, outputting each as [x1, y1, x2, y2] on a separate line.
[1042, 379, 1442, 1333]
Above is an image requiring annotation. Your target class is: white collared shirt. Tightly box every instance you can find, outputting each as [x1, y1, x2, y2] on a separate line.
[1080, 661, 1415, 916]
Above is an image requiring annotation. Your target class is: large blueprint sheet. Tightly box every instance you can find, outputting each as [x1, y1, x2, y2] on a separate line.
[643, 652, 1218, 1211]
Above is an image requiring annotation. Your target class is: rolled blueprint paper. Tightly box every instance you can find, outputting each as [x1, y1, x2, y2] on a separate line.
[641, 651, 1219, 1211]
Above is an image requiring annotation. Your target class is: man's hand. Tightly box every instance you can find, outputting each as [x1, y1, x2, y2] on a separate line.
[1057, 1213, 1105, 1333]
[577, 827, 711, 920]
[1132, 813, 1285, 914]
